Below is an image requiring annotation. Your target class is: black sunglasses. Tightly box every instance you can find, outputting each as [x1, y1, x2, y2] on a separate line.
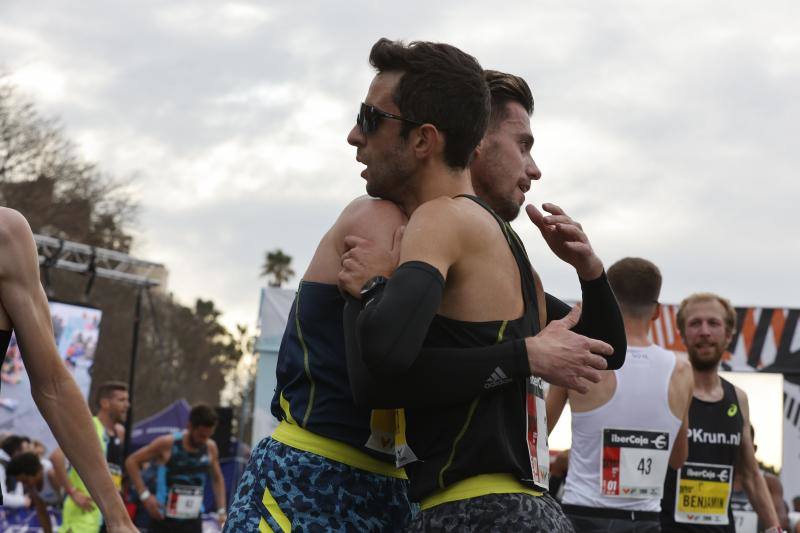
[356, 102, 424, 135]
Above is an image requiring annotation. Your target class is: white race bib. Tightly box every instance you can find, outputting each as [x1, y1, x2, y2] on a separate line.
[600, 428, 670, 498]
[674, 462, 733, 525]
[732, 509, 758, 533]
[165, 484, 204, 519]
[525, 376, 549, 491]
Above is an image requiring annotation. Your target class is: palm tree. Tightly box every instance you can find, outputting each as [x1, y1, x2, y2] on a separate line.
[260, 249, 295, 287]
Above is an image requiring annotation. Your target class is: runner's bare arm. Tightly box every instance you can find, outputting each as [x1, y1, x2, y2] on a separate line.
[30, 490, 52, 533]
[208, 441, 227, 520]
[668, 357, 693, 469]
[0, 210, 135, 531]
[764, 473, 790, 530]
[124, 434, 171, 495]
[50, 447, 95, 511]
[734, 388, 781, 529]
[545, 385, 568, 433]
[305, 196, 406, 285]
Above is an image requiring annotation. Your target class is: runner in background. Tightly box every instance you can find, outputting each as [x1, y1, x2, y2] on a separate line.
[660, 292, 780, 532]
[547, 257, 693, 532]
[52, 381, 129, 533]
[126, 404, 226, 533]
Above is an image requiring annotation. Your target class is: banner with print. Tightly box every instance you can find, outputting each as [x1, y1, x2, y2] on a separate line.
[651, 303, 800, 505]
[0, 300, 102, 451]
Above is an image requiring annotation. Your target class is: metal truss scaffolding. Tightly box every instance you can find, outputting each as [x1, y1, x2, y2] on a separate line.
[35, 233, 163, 288]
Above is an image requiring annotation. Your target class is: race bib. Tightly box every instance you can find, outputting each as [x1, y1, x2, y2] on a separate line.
[732, 510, 758, 533]
[108, 463, 123, 491]
[731, 496, 757, 533]
[675, 462, 733, 525]
[525, 376, 549, 491]
[365, 408, 417, 467]
[365, 409, 397, 456]
[600, 428, 670, 498]
[165, 484, 204, 519]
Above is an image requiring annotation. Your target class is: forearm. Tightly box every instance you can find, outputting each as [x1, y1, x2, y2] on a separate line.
[572, 273, 626, 369]
[213, 477, 226, 510]
[31, 367, 128, 524]
[354, 261, 444, 376]
[33, 495, 53, 533]
[345, 294, 529, 408]
[743, 471, 780, 528]
[124, 457, 148, 496]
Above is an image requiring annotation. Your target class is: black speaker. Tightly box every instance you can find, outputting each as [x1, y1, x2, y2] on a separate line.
[212, 406, 233, 458]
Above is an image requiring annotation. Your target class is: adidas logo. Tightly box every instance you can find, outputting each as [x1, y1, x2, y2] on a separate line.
[484, 366, 512, 389]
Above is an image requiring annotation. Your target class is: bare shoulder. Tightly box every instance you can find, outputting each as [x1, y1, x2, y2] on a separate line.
[407, 196, 475, 230]
[0, 207, 34, 246]
[337, 195, 406, 241]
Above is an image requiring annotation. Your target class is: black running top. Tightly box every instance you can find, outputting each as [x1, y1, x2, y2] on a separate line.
[346, 195, 626, 501]
[401, 195, 549, 500]
[660, 378, 743, 532]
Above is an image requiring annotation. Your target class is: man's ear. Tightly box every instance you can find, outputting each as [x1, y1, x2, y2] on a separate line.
[411, 124, 444, 160]
[473, 138, 484, 160]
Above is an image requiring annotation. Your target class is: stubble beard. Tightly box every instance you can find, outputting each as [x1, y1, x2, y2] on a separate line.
[688, 343, 725, 371]
[365, 141, 415, 203]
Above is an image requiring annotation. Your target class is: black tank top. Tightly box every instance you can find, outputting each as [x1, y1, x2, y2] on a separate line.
[106, 425, 125, 491]
[403, 195, 543, 502]
[661, 377, 743, 532]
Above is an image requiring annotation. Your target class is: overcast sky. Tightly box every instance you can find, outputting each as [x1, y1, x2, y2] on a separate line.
[1, 1, 798, 331]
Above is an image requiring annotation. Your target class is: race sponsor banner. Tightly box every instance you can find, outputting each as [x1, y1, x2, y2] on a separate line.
[601, 428, 670, 498]
[675, 462, 733, 525]
[0, 300, 102, 451]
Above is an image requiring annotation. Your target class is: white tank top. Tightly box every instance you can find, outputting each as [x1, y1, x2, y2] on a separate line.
[562, 344, 682, 512]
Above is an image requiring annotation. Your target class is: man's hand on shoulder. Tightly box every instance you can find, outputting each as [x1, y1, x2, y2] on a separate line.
[526, 304, 612, 393]
[339, 225, 404, 298]
[525, 203, 603, 280]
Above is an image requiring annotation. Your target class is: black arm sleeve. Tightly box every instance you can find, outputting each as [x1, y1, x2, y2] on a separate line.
[545, 272, 627, 370]
[343, 260, 531, 409]
[354, 261, 445, 376]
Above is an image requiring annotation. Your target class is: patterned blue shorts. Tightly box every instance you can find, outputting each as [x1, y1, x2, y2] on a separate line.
[223, 437, 415, 532]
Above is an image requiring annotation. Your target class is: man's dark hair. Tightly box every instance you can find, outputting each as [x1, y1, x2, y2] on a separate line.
[95, 380, 128, 408]
[7, 452, 42, 478]
[484, 70, 534, 128]
[369, 38, 489, 169]
[189, 404, 218, 428]
[607, 257, 662, 319]
[1, 435, 27, 457]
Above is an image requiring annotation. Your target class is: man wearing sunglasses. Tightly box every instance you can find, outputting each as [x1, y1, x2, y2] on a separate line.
[338, 48, 627, 531]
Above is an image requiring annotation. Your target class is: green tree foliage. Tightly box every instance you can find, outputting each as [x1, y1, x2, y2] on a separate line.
[260, 248, 294, 287]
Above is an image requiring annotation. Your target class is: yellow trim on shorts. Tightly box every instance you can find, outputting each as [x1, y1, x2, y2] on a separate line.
[258, 482, 292, 532]
[272, 420, 407, 479]
[420, 473, 543, 510]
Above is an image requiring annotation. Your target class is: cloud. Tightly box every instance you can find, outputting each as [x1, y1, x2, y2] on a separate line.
[2, 0, 799, 333]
